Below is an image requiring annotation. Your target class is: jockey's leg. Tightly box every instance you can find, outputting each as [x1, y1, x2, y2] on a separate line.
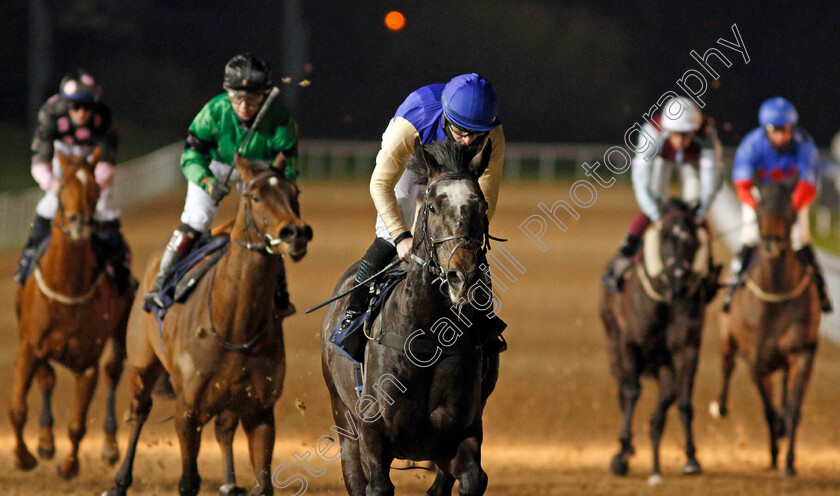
[795, 245, 832, 313]
[723, 205, 759, 312]
[145, 180, 218, 307]
[605, 212, 648, 292]
[93, 220, 137, 294]
[274, 257, 296, 318]
[14, 215, 52, 285]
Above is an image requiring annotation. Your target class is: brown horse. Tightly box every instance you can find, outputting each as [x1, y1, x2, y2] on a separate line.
[711, 179, 820, 476]
[600, 199, 713, 485]
[105, 155, 311, 496]
[10, 153, 134, 478]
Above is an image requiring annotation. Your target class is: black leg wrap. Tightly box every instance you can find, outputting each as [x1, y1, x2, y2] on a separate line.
[797, 245, 832, 312]
[14, 216, 53, 285]
[346, 238, 397, 314]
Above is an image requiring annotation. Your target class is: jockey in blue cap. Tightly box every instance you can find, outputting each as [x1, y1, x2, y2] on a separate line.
[724, 97, 832, 312]
[333, 73, 505, 360]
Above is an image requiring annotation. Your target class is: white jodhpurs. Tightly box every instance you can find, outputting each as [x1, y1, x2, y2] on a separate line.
[180, 160, 242, 232]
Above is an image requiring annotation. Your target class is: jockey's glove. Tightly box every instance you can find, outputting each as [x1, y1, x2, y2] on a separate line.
[207, 179, 231, 202]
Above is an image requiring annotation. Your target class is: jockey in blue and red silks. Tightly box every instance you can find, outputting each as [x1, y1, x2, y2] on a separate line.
[605, 97, 721, 291]
[724, 96, 832, 313]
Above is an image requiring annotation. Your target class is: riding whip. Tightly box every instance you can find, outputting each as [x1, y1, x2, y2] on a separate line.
[305, 259, 403, 314]
[222, 86, 281, 187]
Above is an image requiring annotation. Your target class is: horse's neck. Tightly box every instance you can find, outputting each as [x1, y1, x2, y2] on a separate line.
[41, 225, 98, 293]
[756, 247, 803, 289]
[397, 248, 453, 331]
[210, 231, 280, 337]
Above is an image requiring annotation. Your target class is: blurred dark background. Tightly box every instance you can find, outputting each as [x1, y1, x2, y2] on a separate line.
[2, 0, 839, 183]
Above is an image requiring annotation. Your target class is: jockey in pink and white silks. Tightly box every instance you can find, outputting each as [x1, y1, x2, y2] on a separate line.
[605, 97, 721, 291]
[14, 69, 134, 294]
[722, 97, 832, 313]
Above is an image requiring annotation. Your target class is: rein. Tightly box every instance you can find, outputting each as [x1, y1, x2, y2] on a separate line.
[33, 266, 104, 305]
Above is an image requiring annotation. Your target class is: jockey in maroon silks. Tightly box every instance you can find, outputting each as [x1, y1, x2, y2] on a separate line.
[605, 97, 721, 291]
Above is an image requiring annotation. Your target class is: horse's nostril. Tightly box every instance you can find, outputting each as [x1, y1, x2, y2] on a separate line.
[279, 226, 295, 241]
[301, 224, 313, 241]
[446, 270, 464, 287]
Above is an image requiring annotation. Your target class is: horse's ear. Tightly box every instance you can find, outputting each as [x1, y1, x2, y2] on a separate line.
[57, 151, 69, 172]
[469, 139, 493, 179]
[784, 169, 801, 190]
[90, 147, 102, 168]
[407, 137, 434, 181]
[234, 152, 255, 183]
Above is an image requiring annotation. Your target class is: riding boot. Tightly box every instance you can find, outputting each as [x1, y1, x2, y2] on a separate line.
[144, 225, 199, 308]
[332, 238, 397, 361]
[796, 245, 833, 313]
[722, 245, 755, 312]
[605, 234, 641, 293]
[94, 219, 138, 295]
[14, 215, 52, 285]
[274, 258, 296, 318]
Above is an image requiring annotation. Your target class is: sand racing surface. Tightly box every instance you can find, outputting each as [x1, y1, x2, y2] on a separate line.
[0, 181, 837, 495]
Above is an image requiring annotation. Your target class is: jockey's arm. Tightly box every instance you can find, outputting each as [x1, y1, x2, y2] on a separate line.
[732, 133, 759, 209]
[94, 105, 119, 188]
[697, 148, 718, 216]
[30, 104, 58, 191]
[792, 136, 819, 210]
[370, 117, 419, 242]
[478, 126, 505, 222]
[180, 102, 218, 193]
[269, 116, 299, 181]
[631, 153, 661, 221]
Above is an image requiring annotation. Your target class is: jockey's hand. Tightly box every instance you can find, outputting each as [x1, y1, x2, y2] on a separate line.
[49, 178, 61, 195]
[207, 179, 231, 203]
[396, 237, 413, 262]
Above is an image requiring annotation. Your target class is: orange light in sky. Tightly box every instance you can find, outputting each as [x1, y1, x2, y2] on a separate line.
[385, 11, 406, 31]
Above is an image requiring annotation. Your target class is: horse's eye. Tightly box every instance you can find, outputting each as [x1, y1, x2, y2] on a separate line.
[250, 194, 261, 203]
[429, 204, 436, 214]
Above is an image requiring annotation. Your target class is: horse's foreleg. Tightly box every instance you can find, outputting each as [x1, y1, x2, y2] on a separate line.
[102, 329, 126, 465]
[451, 435, 487, 496]
[241, 409, 275, 496]
[336, 428, 367, 496]
[610, 373, 640, 476]
[104, 364, 161, 496]
[783, 350, 816, 477]
[426, 465, 456, 496]
[753, 371, 781, 470]
[35, 362, 56, 460]
[648, 366, 677, 484]
[359, 426, 395, 496]
[175, 406, 203, 496]
[215, 410, 245, 495]
[57, 366, 99, 479]
[711, 334, 738, 419]
[676, 346, 701, 475]
[9, 342, 40, 471]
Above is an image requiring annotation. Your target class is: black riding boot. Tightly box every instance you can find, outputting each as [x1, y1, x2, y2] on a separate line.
[144, 224, 199, 308]
[332, 238, 397, 361]
[93, 219, 138, 295]
[605, 234, 641, 293]
[14, 215, 52, 285]
[796, 245, 833, 313]
[274, 258, 296, 318]
[722, 245, 755, 312]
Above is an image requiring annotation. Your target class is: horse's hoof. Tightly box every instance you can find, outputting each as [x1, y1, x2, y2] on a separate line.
[220, 483, 248, 496]
[709, 400, 726, 419]
[610, 453, 629, 476]
[57, 458, 80, 480]
[647, 473, 664, 486]
[101, 442, 120, 465]
[14, 449, 38, 471]
[37, 445, 55, 460]
[783, 467, 797, 478]
[102, 487, 127, 496]
[682, 459, 702, 475]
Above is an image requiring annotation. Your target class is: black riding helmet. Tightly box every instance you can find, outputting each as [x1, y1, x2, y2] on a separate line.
[60, 69, 99, 102]
[223, 53, 272, 93]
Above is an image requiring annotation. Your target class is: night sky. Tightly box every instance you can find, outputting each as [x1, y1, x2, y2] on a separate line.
[2, 0, 839, 146]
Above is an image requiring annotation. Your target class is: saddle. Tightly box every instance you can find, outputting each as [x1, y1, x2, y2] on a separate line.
[142, 235, 230, 321]
[19, 230, 124, 286]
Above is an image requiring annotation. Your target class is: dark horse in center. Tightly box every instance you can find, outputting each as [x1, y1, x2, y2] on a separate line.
[600, 199, 715, 485]
[321, 139, 500, 495]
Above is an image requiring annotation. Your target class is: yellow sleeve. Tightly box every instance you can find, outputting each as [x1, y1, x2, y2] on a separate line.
[478, 125, 506, 220]
[369, 117, 420, 239]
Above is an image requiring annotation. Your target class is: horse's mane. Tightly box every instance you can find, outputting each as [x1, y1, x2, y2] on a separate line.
[406, 139, 490, 185]
[660, 198, 693, 218]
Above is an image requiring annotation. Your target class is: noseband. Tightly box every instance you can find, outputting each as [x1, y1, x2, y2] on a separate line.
[234, 170, 296, 254]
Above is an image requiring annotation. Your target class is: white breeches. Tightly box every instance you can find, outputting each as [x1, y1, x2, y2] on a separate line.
[180, 160, 242, 232]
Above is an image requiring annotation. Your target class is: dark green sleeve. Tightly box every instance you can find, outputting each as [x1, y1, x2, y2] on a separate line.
[271, 116, 299, 181]
[180, 102, 218, 190]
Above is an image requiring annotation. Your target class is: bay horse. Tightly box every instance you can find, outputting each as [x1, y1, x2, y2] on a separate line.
[105, 154, 311, 496]
[600, 199, 713, 485]
[321, 139, 499, 496]
[11, 152, 134, 478]
[711, 178, 820, 476]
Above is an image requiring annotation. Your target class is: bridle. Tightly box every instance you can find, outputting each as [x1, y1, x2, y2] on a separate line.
[639, 211, 704, 302]
[55, 166, 97, 237]
[410, 172, 504, 293]
[233, 170, 304, 254]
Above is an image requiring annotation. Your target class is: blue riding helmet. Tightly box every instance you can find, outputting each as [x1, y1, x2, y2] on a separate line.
[758, 97, 799, 127]
[441, 73, 499, 132]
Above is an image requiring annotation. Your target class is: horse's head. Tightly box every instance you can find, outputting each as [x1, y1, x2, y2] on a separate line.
[648, 199, 706, 301]
[407, 138, 493, 305]
[56, 153, 100, 242]
[756, 176, 797, 258]
[233, 154, 312, 261]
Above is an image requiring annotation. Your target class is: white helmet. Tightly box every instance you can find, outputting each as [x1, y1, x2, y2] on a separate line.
[661, 97, 701, 133]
